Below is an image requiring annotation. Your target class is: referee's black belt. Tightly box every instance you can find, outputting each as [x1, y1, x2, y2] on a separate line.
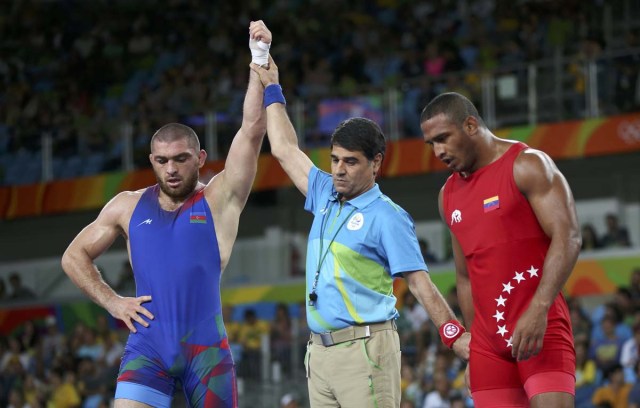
[310, 320, 397, 347]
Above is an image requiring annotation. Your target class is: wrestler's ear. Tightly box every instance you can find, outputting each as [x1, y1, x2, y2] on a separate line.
[198, 149, 207, 167]
[464, 116, 479, 136]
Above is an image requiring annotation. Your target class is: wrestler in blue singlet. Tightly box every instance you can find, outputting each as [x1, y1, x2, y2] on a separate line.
[115, 185, 236, 407]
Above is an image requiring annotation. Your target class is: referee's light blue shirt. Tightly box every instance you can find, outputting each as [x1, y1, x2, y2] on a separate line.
[304, 166, 428, 333]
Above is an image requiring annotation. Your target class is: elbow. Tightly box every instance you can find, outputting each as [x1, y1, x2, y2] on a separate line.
[61, 246, 79, 278]
[241, 117, 267, 138]
[569, 230, 582, 257]
[61, 250, 72, 275]
[270, 142, 293, 163]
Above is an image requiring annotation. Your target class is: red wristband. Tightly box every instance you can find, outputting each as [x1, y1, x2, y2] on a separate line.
[439, 320, 466, 349]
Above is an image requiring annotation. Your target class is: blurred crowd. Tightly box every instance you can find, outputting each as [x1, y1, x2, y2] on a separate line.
[1, 0, 639, 184]
[2, 267, 640, 407]
[582, 213, 634, 252]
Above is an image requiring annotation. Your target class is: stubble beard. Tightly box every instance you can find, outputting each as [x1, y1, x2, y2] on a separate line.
[157, 171, 200, 201]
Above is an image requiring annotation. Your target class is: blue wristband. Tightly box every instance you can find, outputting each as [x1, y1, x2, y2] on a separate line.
[264, 84, 286, 108]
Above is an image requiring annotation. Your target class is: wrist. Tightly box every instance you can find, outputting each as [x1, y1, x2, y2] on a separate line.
[250, 39, 270, 66]
[264, 84, 286, 108]
[439, 319, 466, 349]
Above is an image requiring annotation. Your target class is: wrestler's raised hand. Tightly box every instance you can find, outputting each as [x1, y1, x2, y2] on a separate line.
[250, 55, 279, 88]
[249, 20, 272, 67]
[511, 304, 547, 361]
[107, 295, 154, 333]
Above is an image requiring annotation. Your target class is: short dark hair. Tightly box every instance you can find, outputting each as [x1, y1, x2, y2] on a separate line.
[150, 123, 200, 150]
[330, 117, 386, 161]
[420, 92, 485, 128]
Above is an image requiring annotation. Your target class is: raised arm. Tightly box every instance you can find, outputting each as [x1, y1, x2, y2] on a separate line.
[251, 54, 314, 196]
[510, 148, 582, 361]
[211, 59, 268, 211]
[61, 192, 154, 332]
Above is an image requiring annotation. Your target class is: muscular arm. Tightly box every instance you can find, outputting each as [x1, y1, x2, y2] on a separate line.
[61, 192, 153, 332]
[510, 149, 582, 360]
[206, 64, 267, 272]
[252, 57, 314, 196]
[212, 68, 267, 212]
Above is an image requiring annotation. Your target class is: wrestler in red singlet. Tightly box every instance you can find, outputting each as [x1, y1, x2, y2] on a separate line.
[442, 142, 575, 405]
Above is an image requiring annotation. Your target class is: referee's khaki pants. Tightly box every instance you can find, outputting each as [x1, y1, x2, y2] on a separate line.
[305, 329, 401, 408]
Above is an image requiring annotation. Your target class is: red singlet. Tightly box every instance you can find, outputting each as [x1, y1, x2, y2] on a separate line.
[442, 142, 575, 395]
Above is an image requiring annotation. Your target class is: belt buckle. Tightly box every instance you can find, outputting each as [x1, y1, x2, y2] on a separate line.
[320, 332, 334, 346]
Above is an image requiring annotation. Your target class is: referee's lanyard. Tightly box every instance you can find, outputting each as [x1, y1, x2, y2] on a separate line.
[308, 199, 356, 306]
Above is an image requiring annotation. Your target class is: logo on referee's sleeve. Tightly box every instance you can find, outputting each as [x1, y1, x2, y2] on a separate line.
[443, 322, 460, 339]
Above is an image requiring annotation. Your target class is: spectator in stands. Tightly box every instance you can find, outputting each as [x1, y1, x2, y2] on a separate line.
[400, 362, 423, 407]
[101, 331, 124, 370]
[590, 315, 627, 375]
[630, 268, 640, 310]
[18, 320, 39, 352]
[47, 368, 81, 408]
[292, 301, 310, 372]
[76, 357, 110, 408]
[6, 387, 29, 408]
[568, 296, 593, 345]
[41, 316, 66, 366]
[419, 238, 439, 264]
[629, 360, 640, 408]
[75, 328, 104, 362]
[397, 290, 431, 364]
[237, 308, 269, 380]
[0, 277, 6, 301]
[422, 370, 452, 408]
[591, 302, 633, 344]
[2, 357, 24, 403]
[620, 323, 640, 383]
[581, 223, 602, 251]
[270, 302, 293, 376]
[575, 339, 598, 407]
[591, 364, 632, 408]
[614, 287, 636, 327]
[8, 273, 36, 300]
[601, 213, 631, 248]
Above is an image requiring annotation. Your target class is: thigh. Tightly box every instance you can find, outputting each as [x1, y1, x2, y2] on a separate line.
[518, 347, 575, 390]
[116, 350, 175, 407]
[180, 342, 238, 408]
[471, 388, 529, 408]
[307, 341, 340, 408]
[114, 398, 155, 408]
[525, 371, 575, 407]
[330, 330, 401, 408]
[469, 349, 524, 392]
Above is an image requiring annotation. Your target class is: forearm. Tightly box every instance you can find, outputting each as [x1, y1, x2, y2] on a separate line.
[62, 249, 119, 311]
[240, 69, 267, 139]
[266, 102, 298, 161]
[406, 271, 457, 328]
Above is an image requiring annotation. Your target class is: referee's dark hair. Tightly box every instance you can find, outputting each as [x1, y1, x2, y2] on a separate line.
[330, 117, 386, 162]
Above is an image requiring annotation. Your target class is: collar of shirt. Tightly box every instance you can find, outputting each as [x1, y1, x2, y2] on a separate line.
[330, 184, 381, 209]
